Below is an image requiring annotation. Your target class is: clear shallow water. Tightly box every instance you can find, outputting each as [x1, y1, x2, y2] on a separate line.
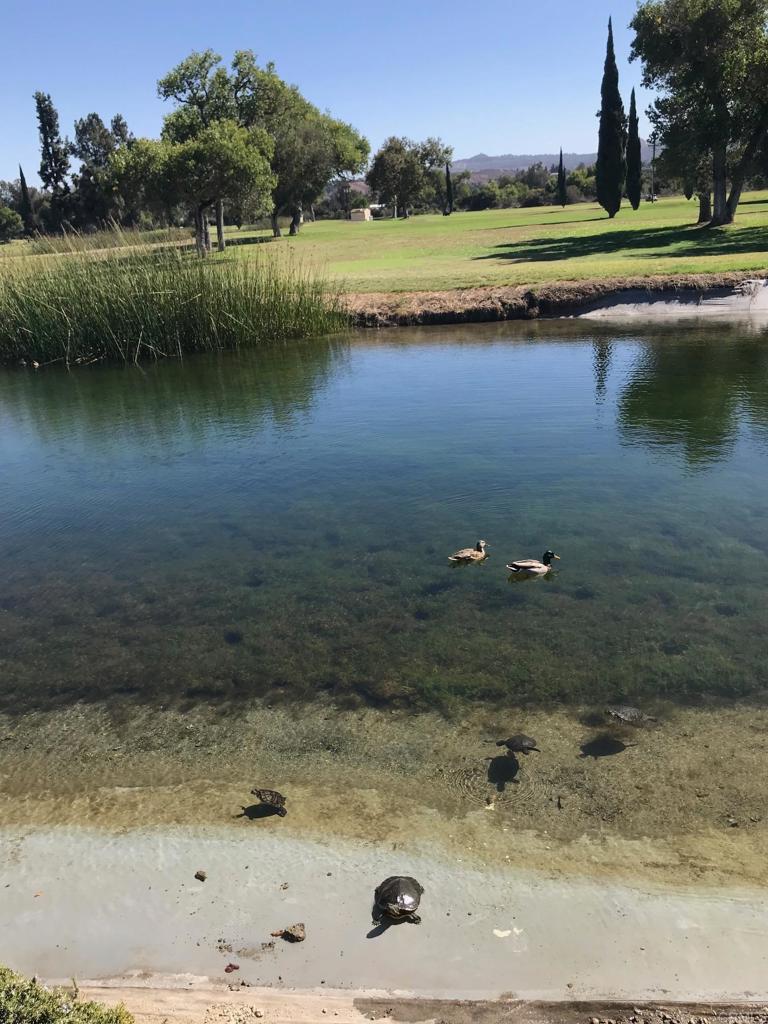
[1, 320, 768, 717]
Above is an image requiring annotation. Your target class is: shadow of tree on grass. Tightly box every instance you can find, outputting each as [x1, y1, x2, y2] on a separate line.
[474, 223, 768, 264]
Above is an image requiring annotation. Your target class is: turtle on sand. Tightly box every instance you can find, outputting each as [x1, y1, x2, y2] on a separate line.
[606, 705, 657, 726]
[372, 876, 424, 925]
[251, 788, 287, 817]
[493, 734, 540, 755]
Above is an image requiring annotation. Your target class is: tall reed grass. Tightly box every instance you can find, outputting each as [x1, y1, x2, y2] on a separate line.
[1, 222, 193, 257]
[0, 242, 348, 366]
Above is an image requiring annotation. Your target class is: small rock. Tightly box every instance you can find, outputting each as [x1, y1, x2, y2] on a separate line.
[271, 922, 306, 943]
[591, 1018, 600, 1024]
[224, 963, 239, 973]
[254, 1011, 263, 1018]
[194, 870, 207, 882]
[727, 816, 739, 828]
[280, 882, 289, 890]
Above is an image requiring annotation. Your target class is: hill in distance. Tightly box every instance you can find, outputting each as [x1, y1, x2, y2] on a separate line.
[453, 141, 653, 179]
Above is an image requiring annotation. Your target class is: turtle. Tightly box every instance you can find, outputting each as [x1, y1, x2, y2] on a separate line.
[251, 788, 287, 817]
[372, 876, 424, 925]
[606, 705, 657, 726]
[494, 734, 540, 755]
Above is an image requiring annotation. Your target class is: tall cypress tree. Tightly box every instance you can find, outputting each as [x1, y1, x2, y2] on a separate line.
[444, 162, 454, 215]
[626, 88, 642, 211]
[34, 91, 70, 228]
[557, 148, 567, 207]
[596, 18, 626, 218]
[34, 92, 70, 194]
[18, 164, 36, 234]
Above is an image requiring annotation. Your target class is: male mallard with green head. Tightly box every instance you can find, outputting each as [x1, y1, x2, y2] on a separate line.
[506, 550, 560, 576]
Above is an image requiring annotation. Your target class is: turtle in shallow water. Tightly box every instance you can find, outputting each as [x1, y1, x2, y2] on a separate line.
[251, 788, 287, 817]
[494, 734, 540, 755]
[606, 705, 657, 726]
[372, 876, 424, 925]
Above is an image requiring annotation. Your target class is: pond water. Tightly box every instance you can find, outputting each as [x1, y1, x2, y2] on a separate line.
[1, 320, 767, 881]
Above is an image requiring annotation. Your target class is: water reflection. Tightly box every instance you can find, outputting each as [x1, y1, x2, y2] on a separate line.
[1, 322, 768, 720]
[617, 327, 768, 466]
[592, 339, 612, 404]
[0, 336, 348, 450]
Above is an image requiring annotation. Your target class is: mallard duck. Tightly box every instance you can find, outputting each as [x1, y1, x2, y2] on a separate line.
[448, 540, 488, 563]
[506, 550, 560, 576]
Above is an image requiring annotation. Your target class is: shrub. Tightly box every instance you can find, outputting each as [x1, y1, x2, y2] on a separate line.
[520, 189, 547, 207]
[0, 206, 23, 243]
[0, 967, 133, 1024]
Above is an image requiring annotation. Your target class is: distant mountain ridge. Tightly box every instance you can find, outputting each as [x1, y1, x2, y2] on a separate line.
[453, 142, 653, 176]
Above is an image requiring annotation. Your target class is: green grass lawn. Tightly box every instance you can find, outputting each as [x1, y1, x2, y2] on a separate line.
[224, 192, 768, 293]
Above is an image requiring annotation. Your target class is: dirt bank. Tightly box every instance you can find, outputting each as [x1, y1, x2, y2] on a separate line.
[77, 984, 768, 1024]
[347, 273, 768, 327]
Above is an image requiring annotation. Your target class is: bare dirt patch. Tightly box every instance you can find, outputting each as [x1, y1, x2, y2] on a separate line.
[347, 273, 767, 327]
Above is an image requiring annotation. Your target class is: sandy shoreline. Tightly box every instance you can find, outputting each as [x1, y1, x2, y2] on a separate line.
[72, 984, 768, 1024]
[346, 274, 768, 327]
[2, 826, 768, 1004]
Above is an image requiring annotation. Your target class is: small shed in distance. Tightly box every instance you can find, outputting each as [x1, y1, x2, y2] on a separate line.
[350, 208, 373, 222]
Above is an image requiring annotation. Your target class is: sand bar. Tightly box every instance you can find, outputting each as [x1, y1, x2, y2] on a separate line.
[2, 826, 768, 1002]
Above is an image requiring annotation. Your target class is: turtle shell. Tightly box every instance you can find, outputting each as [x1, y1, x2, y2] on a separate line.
[500, 734, 539, 753]
[375, 875, 424, 916]
[607, 705, 651, 724]
[252, 788, 287, 812]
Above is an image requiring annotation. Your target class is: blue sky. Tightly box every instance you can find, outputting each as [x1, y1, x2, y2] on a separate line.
[1, 0, 653, 183]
